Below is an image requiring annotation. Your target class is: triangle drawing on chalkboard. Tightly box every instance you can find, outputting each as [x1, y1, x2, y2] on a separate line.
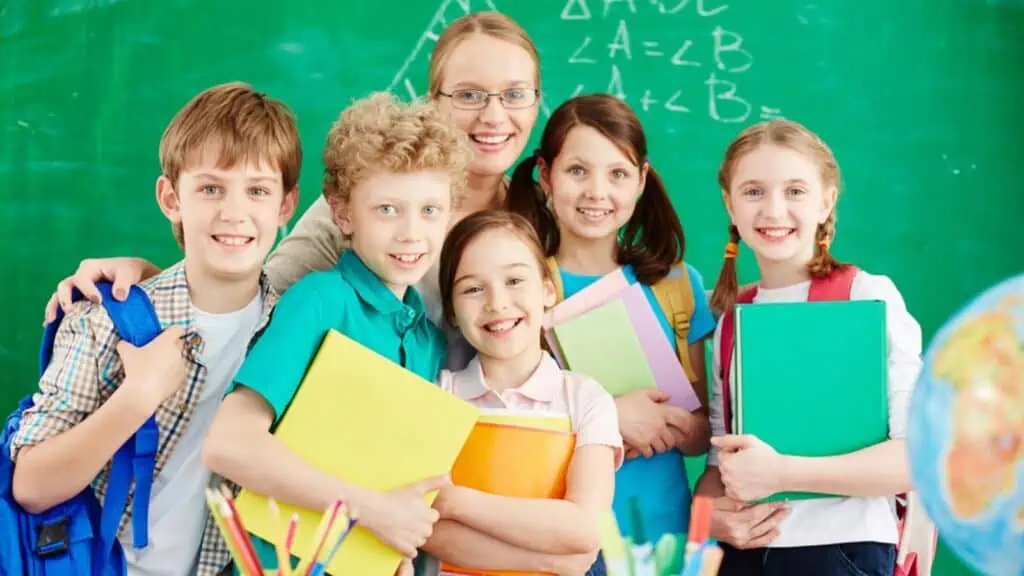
[561, 0, 591, 20]
[386, 0, 500, 100]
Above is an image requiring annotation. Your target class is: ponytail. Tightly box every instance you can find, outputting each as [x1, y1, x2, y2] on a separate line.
[506, 153, 560, 256]
[709, 225, 742, 316]
[618, 167, 684, 285]
[807, 212, 847, 278]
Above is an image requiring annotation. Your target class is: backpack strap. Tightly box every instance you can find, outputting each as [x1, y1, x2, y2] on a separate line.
[649, 263, 698, 382]
[545, 257, 564, 302]
[807, 265, 859, 301]
[41, 282, 163, 552]
[96, 284, 162, 551]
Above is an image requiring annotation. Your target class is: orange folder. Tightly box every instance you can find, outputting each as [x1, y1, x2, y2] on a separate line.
[440, 421, 577, 576]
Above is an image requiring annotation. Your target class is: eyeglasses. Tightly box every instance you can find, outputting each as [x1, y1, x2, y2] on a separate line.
[438, 88, 540, 110]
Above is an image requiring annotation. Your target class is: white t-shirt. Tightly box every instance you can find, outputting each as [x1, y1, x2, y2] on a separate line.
[707, 269, 923, 548]
[123, 294, 263, 575]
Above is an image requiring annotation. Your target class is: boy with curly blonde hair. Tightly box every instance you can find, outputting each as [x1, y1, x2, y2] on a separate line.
[201, 92, 471, 573]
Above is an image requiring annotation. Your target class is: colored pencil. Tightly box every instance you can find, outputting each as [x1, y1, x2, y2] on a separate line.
[699, 545, 723, 576]
[220, 485, 262, 571]
[269, 498, 293, 576]
[206, 488, 263, 576]
[294, 500, 343, 575]
[309, 510, 359, 576]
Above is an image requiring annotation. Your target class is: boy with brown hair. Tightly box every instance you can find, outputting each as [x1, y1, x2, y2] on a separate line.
[10, 81, 301, 575]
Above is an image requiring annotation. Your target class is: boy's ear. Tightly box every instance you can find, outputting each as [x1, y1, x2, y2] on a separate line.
[279, 187, 299, 226]
[155, 175, 182, 225]
[327, 196, 353, 236]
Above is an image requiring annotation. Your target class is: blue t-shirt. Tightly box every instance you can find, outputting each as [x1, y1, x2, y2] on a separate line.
[560, 263, 715, 543]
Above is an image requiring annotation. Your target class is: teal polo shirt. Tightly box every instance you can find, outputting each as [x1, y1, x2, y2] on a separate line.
[231, 250, 447, 572]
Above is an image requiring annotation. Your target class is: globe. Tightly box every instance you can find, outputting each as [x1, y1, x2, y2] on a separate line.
[907, 273, 1024, 576]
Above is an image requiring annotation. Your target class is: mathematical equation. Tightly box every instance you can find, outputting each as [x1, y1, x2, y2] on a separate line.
[558, 0, 782, 123]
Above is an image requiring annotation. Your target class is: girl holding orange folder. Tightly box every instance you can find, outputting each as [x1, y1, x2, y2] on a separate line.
[505, 94, 717, 556]
[697, 119, 924, 576]
[426, 210, 624, 576]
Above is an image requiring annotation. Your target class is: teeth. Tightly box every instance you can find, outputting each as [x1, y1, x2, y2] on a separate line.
[485, 319, 519, 333]
[472, 134, 511, 145]
[577, 208, 612, 218]
[214, 236, 251, 246]
[760, 228, 793, 238]
[392, 254, 422, 263]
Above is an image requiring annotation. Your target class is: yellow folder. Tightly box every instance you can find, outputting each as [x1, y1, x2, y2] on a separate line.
[234, 329, 480, 576]
[477, 409, 572, 433]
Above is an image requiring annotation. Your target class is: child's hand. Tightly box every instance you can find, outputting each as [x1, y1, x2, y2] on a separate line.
[359, 474, 449, 558]
[709, 496, 788, 549]
[393, 558, 414, 576]
[44, 257, 160, 323]
[430, 484, 464, 519]
[712, 434, 784, 502]
[615, 389, 675, 458]
[118, 326, 187, 413]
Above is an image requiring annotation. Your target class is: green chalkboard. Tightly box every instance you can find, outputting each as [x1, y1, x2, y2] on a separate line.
[1, 2, 1021, 573]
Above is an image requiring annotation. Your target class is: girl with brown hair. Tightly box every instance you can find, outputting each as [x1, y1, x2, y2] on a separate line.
[506, 93, 718, 558]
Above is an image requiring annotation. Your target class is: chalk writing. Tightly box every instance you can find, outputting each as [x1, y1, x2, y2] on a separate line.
[562, 0, 592, 20]
[608, 19, 632, 59]
[603, 0, 637, 18]
[559, 0, 780, 124]
[570, 36, 597, 63]
[642, 41, 663, 57]
[389, 0, 782, 125]
[705, 73, 750, 123]
[671, 39, 700, 66]
[652, 0, 728, 16]
[608, 64, 626, 99]
[713, 26, 753, 72]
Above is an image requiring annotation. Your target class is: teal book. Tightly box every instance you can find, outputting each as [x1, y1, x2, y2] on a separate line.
[734, 300, 889, 502]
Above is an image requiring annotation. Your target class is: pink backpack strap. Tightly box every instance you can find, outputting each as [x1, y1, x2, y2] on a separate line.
[807, 264, 859, 301]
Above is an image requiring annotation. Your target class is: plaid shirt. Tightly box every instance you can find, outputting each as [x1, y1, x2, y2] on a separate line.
[11, 261, 278, 575]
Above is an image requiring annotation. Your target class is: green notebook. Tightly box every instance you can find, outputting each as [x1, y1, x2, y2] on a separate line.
[552, 298, 656, 397]
[734, 300, 889, 502]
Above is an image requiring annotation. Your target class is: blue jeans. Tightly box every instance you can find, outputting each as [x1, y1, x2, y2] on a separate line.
[718, 542, 896, 576]
[585, 551, 607, 576]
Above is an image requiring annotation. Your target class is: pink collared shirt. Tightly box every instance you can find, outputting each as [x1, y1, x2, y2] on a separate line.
[439, 352, 624, 468]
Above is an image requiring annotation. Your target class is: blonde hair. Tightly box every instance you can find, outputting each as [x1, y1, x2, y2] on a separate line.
[321, 92, 471, 230]
[159, 81, 302, 248]
[427, 12, 540, 98]
[710, 119, 848, 315]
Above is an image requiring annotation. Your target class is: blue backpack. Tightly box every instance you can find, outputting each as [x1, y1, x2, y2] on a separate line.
[0, 282, 163, 576]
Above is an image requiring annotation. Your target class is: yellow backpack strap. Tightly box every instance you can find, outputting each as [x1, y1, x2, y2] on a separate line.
[545, 256, 565, 302]
[650, 263, 697, 381]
